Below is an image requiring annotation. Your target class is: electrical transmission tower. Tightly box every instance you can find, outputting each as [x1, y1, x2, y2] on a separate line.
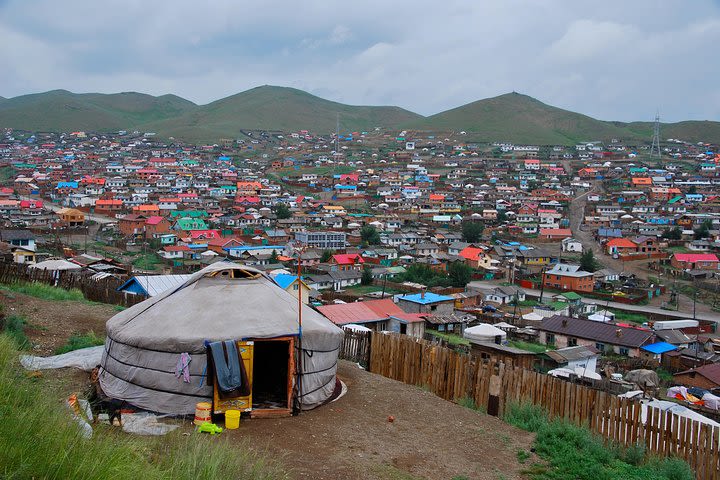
[650, 111, 661, 159]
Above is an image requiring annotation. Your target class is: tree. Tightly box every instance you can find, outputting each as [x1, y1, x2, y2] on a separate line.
[694, 220, 712, 240]
[270, 249, 278, 262]
[461, 221, 484, 243]
[662, 227, 682, 240]
[496, 211, 508, 223]
[399, 264, 448, 287]
[320, 249, 334, 263]
[273, 203, 291, 219]
[361, 265, 373, 285]
[448, 261, 472, 288]
[360, 225, 381, 245]
[579, 250, 600, 272]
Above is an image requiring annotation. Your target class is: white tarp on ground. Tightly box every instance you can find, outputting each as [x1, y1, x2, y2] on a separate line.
[641, 400, 720, 428]
[99, 263, 344, 415]
[20, 346, 104, 372]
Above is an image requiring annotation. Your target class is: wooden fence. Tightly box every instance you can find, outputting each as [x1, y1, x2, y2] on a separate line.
[338, 329, 371, 366]
[0, 262, 144, 308]
[367, 331, 720, 479]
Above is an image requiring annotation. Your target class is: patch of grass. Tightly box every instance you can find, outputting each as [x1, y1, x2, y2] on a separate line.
[345, 284, 403, 296]
[607, 308, 647, 325]
[55, 331, 105, 355]
[516, 449, 530, 464]
[504, 402, 694, 480]
[426, 329, 470, 346]
[0, 334, 289, 480]
[456, 396, 486, 413]
[1, 314, 30, 350]
[1, 281, 86, 302]
[656, 368, 674, 384]
[132, 253, 161, 271]
[508, 340, 553, 353]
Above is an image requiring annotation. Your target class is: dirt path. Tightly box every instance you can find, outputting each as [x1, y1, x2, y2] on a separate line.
[238, 361, 535, 480]
[7, 295, 535, 479]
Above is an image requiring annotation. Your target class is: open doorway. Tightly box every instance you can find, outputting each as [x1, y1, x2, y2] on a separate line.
[252, 338, 293, 412]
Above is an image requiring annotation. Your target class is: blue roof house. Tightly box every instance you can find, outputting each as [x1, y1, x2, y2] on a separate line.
[396, 292, 454, 314]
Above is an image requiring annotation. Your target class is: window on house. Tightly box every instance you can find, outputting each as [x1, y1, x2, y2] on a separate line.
[568, 337, 577, 347]
[430, 305, 437, 311]
[595, 343, 605, 352]
[546, 334, 555, 346]
[619, 347, 629, 356]
[438, 324, 446, 332]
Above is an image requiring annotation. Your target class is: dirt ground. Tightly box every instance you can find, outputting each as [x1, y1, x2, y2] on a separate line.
[1, 289, 119, 356]
[6, 292, 536, 480]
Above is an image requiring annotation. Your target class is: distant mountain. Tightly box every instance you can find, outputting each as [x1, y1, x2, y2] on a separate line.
[141, 85, 423, 142]
[0, 90, 196, 132]
[0, 87, 718, 144]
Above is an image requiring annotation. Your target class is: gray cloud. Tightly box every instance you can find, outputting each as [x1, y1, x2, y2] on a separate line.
[0, 0, 718, 122]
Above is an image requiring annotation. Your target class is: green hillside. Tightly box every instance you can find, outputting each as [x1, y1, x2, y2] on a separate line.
[142, 85, 423, 142]
[408, 92, 720, 145]
[0, 87, 718, 145]
[0, 90, 196, 133]
[618, 120, 720, 145]
[405, 92, 635, 145]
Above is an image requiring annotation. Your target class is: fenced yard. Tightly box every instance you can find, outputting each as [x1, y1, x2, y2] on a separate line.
[341, 330, 720, 479]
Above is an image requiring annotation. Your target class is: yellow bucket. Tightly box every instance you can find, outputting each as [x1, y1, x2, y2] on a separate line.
[194, 402, 212, 426]
[225, 410, 241, 430]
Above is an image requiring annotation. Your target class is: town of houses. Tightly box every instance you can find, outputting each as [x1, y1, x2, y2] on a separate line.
[4, 125, 720, 404]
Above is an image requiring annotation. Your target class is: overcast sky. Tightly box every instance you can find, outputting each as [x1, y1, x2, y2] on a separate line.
[1, 0, 719, 122]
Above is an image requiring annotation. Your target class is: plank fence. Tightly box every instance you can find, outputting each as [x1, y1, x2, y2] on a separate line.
[0, 262, 144, 308]
[338, 329, 371, 366]
[365, 331, 720, 479]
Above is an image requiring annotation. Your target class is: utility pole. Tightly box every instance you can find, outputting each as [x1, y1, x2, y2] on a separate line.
[650, 110, 661, 159]
[539, 265, 547, 303]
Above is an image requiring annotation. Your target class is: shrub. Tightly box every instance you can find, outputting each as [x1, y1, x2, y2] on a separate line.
[504, 402, 695, 480]
[1, 314, 30, 350]
[55, 331, 105, 355]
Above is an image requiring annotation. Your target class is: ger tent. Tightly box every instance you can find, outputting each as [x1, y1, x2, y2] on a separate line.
[99, 263, 343, 415]
[463, 323, 507, 345]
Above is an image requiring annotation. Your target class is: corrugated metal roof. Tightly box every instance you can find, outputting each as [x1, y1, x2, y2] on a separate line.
[118, 275, 193, 297]
[540, 315, 655, 348]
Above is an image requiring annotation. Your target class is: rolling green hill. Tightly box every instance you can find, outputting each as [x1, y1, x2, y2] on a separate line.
[141, 85, 423, 142]
[407, 92, 720, 145]
[0, 90, 196, 133]
[617, 120, 720, 145]
[0, 87, 717, 145]
[405, 92, 635, 145]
